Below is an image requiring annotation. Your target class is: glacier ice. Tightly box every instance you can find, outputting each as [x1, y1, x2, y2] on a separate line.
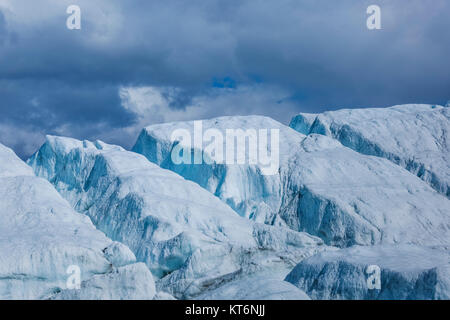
[0, 143, 156, 300]
[290, 104, 450, 198]
[4, 108, 450, 300]
[28, 136, 328, 299]
[153, 291, 177, 300]
[198, 275, 310, 300]
[132, 116, 450, 247]
[285, 245, 450, 300]
[51, 263, 155, 300]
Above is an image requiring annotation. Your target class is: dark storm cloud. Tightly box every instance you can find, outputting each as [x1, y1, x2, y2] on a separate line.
[0, 0, 449, 158]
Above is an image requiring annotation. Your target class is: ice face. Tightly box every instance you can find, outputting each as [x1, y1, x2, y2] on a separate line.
[28, 136, 328, 299]
[132, 116, 450, 247]
[132, 116, 291, 225]
[290, 104, 450, 198]
[0, 144, 155, 300]
[285, 244, 450, 300]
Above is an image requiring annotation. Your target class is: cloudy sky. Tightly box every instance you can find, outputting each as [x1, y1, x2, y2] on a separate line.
[0, 0, 449, 158]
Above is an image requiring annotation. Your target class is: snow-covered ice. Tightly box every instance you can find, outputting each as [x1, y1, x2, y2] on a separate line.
[198, 275, 310, 300]
[290, 104, 450, 197]
[153, 291, 177, 300]
[4, 108, 449, 300]
[29, 136, 328, 299]
[133, 116, 450, 247]
[0, 143, 156, 299]
[285, 244, 450, 300]
[51, 263, 155, 300]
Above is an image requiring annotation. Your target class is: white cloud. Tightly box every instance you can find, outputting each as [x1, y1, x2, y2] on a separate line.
[95, 84, 300, 150]
[119, 84, 298, 123]
[0, 123, 45, 158]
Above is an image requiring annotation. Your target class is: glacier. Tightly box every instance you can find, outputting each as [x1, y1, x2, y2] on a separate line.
[0, 143, 156, 300]
[285, 244, 450, 300]
[28, 136, 328, 299]
[3, 107, 449, 300]
[132, 116, 450, 247]
[290, 104, 450, 198]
